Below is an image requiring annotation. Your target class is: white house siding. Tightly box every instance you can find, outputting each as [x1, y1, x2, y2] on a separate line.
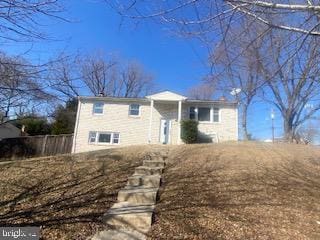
[73, 99, 151, 153]
[73, 98, 238, 153]
[183, 103, 238, 142]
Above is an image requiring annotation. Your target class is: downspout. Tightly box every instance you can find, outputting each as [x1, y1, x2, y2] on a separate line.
[72, 97, 82, 153]
[148, 99, 154, 143]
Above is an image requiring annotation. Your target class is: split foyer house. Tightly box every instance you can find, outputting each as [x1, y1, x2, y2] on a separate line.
[72, 91, 238, 153]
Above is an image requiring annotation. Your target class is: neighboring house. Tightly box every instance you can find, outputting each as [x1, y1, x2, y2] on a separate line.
[72, 91, 238, 153]
[0, 122, 21, 140]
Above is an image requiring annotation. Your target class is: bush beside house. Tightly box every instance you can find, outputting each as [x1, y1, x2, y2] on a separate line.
[181, 120, 198, 144]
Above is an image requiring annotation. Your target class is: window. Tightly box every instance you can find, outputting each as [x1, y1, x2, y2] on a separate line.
[89, 131, 97, 143]
[88, 132, 120, 144]
[99, 133, 111, 143]
[129, 104, 140, 116]
[198, 107, 211, 121]
[93, 102, 104, 114]
[189, 107, 196, 120]
[189, 106, 221, 123]
[113, 133, 120, 144]
[213, 107, 220, 122]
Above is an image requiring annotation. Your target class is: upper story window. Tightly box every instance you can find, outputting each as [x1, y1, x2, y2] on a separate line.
[129, 104, 140, 116]
[189, 106, 220, 123]
[93, 102, 104, 115]
[198, 107, 211, 122]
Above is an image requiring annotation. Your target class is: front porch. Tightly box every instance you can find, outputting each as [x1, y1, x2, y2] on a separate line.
[146, 91, 187, 145]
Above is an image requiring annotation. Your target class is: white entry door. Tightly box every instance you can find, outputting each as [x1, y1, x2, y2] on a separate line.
[160, 119, 171, 144]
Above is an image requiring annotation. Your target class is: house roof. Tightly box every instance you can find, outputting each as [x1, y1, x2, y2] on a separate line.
[79, 90, 237, 105]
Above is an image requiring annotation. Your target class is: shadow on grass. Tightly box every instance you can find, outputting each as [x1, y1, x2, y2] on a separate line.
[0, 153, 143, 239]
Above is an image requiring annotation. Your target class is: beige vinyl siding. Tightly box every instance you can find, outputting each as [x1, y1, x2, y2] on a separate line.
[183, 103, 238, 142]
[73, 98, 238, 153]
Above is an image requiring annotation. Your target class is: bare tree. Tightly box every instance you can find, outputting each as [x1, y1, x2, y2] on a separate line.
[106, 1, 320, 37]
[0, 53, 52, 123]
[187, 82, 215, 100]
[48, 54, 82, 101]
[0, 0, 65, 42]
[80, 53, 117, 96]
[258, 32, 320, 142]
[116, 61, 154, 98]
[80, 53, 154, 97]
[212, 20, 267, 140]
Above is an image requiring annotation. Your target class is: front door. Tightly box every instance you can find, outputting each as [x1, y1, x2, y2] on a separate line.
[160, 119, 170, 144]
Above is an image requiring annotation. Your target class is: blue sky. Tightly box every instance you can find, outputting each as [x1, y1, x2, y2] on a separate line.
[3, 0, 282, 140]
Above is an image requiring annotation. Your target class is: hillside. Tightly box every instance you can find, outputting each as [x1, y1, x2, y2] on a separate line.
[148, 142, 320, 240]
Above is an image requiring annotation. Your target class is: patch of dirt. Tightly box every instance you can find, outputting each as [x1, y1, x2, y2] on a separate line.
[0, 145, 160, 240]
[148, 142, 320, 240]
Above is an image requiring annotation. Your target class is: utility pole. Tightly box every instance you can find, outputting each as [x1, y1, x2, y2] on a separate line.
[271, 109, 275, 143]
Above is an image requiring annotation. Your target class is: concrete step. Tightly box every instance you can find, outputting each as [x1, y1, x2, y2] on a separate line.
[127, 174, 161, 188]
[91, 229, 146, 240]
[103, 202, 154, 234]
[134, 166, 163, 175]
[143, 160, 165, 168]
[147, 155, 166, 161]
[117, 186, 158, 204]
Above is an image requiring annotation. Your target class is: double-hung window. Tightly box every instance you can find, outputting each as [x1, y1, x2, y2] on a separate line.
[129, 104, 140, 116]
[189, 107, 196, 120]
[88, 131, 120, 144]
[93, 102, 104, 114]
[213, 107, 220, 122]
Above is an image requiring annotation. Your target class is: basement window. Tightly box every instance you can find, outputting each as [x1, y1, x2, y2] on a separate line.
[89, 132, 120, 145]
[98, 133, 111, 143]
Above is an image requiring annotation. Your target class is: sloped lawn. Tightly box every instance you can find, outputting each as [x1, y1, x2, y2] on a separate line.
[148, 143, 320, 240]
[0, 146, 152, 240]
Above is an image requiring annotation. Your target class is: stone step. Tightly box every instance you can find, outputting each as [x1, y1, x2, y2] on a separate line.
[91, 229, 146, 240]
[127, 174, 161, 188]
[117, 186, 158, 204]
[134, 166, 163, 175]
[147, 155, 166, 161]
[143, 160, 165, 168]
[103, 202, 155, 234]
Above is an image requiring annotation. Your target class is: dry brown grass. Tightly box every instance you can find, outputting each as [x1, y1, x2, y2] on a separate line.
[0, 145, 160, 240]
[148, 142, 320, 240]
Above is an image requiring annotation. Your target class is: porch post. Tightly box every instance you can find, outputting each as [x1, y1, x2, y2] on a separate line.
[148, 99, 154, 143]
[178, 100, 182, 144]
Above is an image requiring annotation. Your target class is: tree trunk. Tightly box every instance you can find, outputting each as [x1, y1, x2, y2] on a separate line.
[283, 117, 295, 142]
[242, 103, 250, 140]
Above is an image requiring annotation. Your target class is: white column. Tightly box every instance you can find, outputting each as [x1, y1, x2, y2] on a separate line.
[148, 99, 154, 143]
[177, 100, 182, 144]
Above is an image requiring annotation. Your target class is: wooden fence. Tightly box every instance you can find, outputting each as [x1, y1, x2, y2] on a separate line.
[0, 134, 73, 160]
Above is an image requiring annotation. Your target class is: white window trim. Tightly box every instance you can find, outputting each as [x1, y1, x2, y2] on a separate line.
[189, 105, 221, 123]
[88, 131, 120, 145]
[93, 102, 104, 115]
[128, 104, 141, 117]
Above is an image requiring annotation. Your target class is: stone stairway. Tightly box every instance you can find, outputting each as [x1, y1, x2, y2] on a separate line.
[91, 151, 167, 240]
